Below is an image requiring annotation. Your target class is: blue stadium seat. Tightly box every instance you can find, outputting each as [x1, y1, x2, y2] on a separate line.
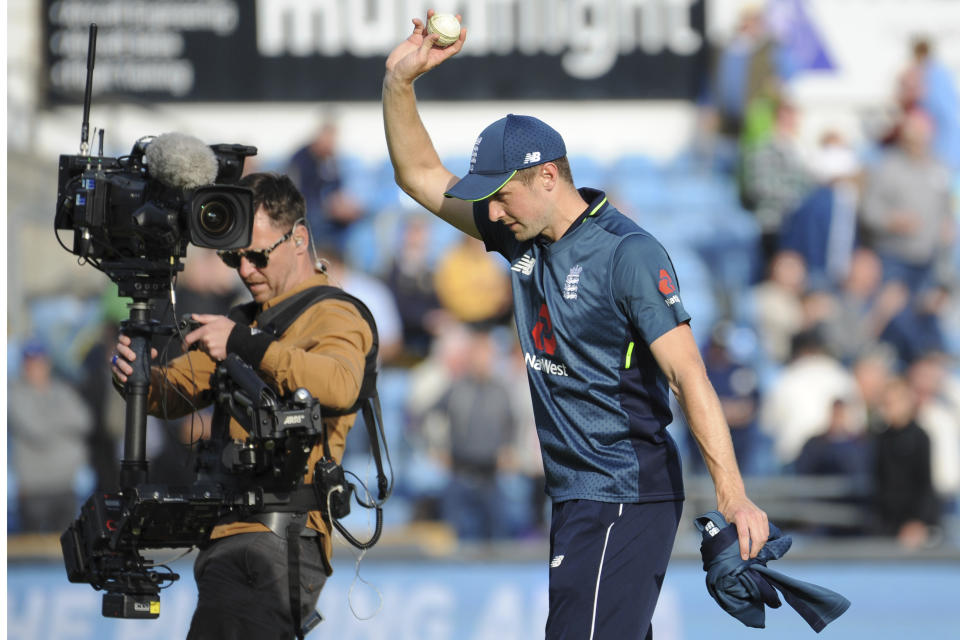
[610, 152, 660, 182]
[567, 155, 609, 189]
[607, 154, 669, 218]
[341, 157, 404, 214]
[664, 173, 738, 213]
[613, 175, 670, 218]
[695, 203, 761, 295]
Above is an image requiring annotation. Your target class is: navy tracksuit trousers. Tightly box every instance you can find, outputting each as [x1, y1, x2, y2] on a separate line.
[546, 499, 683, 640]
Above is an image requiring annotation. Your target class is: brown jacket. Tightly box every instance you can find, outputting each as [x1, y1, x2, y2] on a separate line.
[145, 271, 372, 571]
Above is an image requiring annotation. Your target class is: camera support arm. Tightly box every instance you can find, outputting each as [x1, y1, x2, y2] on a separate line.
[119, 300, 155, 489]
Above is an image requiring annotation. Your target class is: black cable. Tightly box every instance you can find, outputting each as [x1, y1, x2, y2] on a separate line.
[332, 507, 383, 551]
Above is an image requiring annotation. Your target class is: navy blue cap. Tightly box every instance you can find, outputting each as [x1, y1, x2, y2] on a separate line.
[444, 114, 566, 201]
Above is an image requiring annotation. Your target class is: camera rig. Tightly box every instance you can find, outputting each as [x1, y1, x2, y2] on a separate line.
[60, 354, 335, 619]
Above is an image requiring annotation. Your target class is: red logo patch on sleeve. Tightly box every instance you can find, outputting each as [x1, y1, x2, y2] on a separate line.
[658, 269, 676, 295]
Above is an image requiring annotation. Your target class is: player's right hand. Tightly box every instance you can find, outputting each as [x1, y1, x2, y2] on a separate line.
[385, 10, 465, 82]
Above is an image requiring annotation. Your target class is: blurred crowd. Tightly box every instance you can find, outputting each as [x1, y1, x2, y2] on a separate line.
[8, 14, 959, 551]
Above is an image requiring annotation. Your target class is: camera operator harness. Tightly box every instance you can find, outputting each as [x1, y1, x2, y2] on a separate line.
[204, 285, 392, 638]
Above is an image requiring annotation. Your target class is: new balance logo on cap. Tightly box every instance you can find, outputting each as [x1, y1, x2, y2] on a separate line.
[524, 151, 542, 164]
[550, 554, 565, 568]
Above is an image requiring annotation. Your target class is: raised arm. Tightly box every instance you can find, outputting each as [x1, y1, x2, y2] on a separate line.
[650, 323, 769, 559]
[382, 12, 479, 238]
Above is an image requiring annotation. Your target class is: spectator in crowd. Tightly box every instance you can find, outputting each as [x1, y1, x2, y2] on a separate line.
[384, 214, 448, 363]
[318, 244, 404, 365]
[851, 344, 897, 435]
[815, 248, 907, 366]
[8, 339, 93, 532]
[872, 376, 941, 548]
[894, 38, 960, 172]
[905, 351, 960, 512]
[912, 38, 960, 172]
[286, 116, 365, 252]
[750, 249, 807, 364]
[760, 328, 866, 469]
[794, 396, 872, 536]
[706, 4, 789, 143]
[740, 98, 815, 269]
[779, 131, 861, 290]
[433, 235, 512, 326]
[798, 287, 839, 340]
[426, 326, 519, 540]
[685, 322, 764, 476]
[404, 322, 473, 520]
[801, 246, 927, 370]
[861, 108, 955, 293]
[794, 398, 870, 480]
[879, 282, 951, 367]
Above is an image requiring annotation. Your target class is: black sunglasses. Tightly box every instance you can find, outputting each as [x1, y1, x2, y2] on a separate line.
[217, 228, 293, 269]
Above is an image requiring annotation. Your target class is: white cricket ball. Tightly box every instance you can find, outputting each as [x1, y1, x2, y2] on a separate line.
[427, 13, 460, 47]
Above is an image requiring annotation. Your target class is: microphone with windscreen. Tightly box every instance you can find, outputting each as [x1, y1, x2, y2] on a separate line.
[144, 132, 219, 190]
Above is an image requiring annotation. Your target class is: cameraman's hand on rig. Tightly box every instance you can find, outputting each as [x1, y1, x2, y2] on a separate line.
[181, 313, 235, 361]
[112, 314, 236, 383]
[111, 333, 159, 384]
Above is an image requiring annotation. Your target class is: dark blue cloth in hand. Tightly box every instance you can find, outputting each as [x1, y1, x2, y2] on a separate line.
[695, 510, 850, 632]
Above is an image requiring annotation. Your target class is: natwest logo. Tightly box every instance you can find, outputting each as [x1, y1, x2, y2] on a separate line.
[531, 303, 557, 354]
[525, 352, 570, 377]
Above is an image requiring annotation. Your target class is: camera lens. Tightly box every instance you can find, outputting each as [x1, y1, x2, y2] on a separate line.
[198, 198, 234, 236]
[188, 185, 254, 250]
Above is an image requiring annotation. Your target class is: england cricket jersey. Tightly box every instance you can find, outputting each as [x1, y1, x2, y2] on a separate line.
[475, 188, 688, 503]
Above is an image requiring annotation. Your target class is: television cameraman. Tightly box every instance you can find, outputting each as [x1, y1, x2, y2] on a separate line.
[111, 172, 374, 639]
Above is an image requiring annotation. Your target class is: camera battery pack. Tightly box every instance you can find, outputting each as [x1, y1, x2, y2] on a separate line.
[102, 592, 160, 619]
[315, 458, 353, 520]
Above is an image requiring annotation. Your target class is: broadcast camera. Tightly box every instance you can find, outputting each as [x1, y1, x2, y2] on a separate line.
[54, 128, 257, 299]
[55, 133, 256, 258]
